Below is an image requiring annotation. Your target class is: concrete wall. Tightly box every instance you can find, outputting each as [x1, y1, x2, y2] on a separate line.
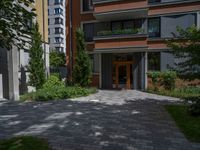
[160, 52, 175, 71]
[0, 48, 9, 99]
[161, 13, 196, 38]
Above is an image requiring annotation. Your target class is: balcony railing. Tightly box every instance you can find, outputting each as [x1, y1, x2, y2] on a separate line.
[92, 0, 121, 4]
[96, 28, 145, 37]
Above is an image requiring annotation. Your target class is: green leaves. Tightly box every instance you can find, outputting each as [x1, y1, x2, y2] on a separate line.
[0, 0, 35, 49]
[167, 26, 200, 79]
[50, 50, 66, 67]
[28, 23, 45, 89]
[72, 28, 92, 87]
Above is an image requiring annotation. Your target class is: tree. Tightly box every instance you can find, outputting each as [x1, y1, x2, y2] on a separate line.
[72, 28, 92, 86]
[0, 0, 35, 50]
[167, 25, 200, 79]
[28, 23, 45, 89]
[50, 50, 66, 68]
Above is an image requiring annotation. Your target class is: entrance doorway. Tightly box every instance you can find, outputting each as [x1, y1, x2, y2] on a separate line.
[112, 61, 133, 89]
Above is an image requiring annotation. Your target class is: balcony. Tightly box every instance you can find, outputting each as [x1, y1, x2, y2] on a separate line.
[93, 19, 147, 40]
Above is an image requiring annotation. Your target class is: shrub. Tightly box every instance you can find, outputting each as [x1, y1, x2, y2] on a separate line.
[21, 86, 97, 101]
[72, 28, 92, 86]
[185, 96, 200, 116]
[161, 71, 177, 90]
[147, 71, 161, 91]
[42, 75, 65, 90]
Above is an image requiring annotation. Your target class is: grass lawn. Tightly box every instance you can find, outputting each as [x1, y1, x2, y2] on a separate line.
[0, 136, 52, 150]
[165, 105, 200, 143]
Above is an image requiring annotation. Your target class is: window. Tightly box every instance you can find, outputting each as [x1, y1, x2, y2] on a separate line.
[148, 18, 160, 38]
[55, 0, 63, 5]
[48, 19, 50, 25]
[55, 47, 64, 52]
[54, 8, 63, 15]
[111, 21, 122, 31]
[55, 37, 63, 43]
[48, 28, 50, 35]
[55, 18, 63, 24]
[82, 0, 93, 12]
[55, 27, 64, 34]
[123, 21, 134, 29]
[48, 9, 50, 15]
[148, 52, 160, 71]
[83, 23, 94, 42]
[148, 0, 161, 4]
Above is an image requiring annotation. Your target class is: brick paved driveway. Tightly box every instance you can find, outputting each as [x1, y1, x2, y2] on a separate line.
[0, 90, 199, 150]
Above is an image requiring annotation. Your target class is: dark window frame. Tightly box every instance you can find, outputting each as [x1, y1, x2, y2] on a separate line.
[148, 17, 161, 38]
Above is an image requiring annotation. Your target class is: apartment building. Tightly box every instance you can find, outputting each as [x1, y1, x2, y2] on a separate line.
[66, 0, 200, 90]
[0, 0, 49, 100]
[48, 0, 66, 53]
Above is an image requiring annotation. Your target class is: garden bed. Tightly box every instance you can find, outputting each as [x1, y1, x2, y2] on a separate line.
[147, 87, 200, 99]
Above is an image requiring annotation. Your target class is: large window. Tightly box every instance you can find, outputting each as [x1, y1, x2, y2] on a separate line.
[55, 0, 63, 5]
[82, 0, 93, 12]
[55, 27, 64, 34]
[148, 52, 160, 71]
[55, 18, 63, 24]
[55, 37, 63, 43]
[111, 19, 145, 31]
[148, 0, 161, 4]
[83, 23, 94, 42]
[148, 18, 160, 38]
[54, 8, 63, 15]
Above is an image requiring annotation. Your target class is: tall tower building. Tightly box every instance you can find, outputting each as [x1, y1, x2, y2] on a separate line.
[48, 0, 66, 53]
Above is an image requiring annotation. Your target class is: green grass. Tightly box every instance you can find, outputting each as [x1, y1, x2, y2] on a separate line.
[0, 136, 52, 150]
[147, 87, 200, 99]
[165, 105, 200, 142]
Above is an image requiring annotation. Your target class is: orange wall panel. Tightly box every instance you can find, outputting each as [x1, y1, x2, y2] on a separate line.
[94, 0, 147, 13]
[149, 2, 200, 16]
[95, 38, 147, 49]
[148, 40, 168, 49]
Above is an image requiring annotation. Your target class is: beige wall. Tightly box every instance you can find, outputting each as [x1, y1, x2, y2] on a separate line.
[35, 0, 48, 43]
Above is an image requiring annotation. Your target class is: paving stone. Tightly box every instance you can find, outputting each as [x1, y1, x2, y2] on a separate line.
[0, 90, 199, 150]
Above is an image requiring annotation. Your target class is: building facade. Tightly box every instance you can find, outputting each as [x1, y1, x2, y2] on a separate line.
[48, 0, 66, 53]
[66, 0, 200, 90]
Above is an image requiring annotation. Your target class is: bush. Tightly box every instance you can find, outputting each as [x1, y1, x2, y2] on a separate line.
[42, 75, 65, 89]
[162, 71, 177, 90]
[185, 96, 200, 116]
[147, 71, 161, 91]
[21, 75, 97, 101]
[148, 71, 177, 91]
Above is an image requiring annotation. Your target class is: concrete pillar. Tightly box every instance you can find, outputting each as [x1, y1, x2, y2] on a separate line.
[43, 43, 50, 78]
[99, 53, 102, 89]
[0, 74, 3, 99]
[144, 52, 148, 90]
[45, 43, 50, 77]
[133, 53, 139, 89]
[141, 53, 145, 91]
[197, 12, 200, 29]
[8, 46, 19, 101]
